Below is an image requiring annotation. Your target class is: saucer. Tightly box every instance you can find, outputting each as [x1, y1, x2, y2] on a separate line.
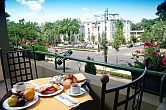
[66, 88, 86, 96]
[11, 82, 39, 93]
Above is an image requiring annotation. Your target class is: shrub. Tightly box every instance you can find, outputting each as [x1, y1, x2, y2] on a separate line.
[22, 44, 47, 52]
[84, 56, 97, 75]
[129, 41, 166, 72]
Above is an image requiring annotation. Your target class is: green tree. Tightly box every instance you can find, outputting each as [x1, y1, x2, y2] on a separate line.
[41, 19, 79, 45]
[63, 34, 67, 42]
[131, 22, 143, 30]
[84, 56, 96, 75]
[5, 12, 10, 17]
[140, 18, 156, 42]
[60, 18, 79, 43]
[91, 34, 95, 44]
[71, 34, 75, 42]
[141, 18, 156, 30]
[141, 19, 166, 48]
[97, 33, 101, 52]
[112, 20, 125, 64]
[7, 19, 40, 47]
[156, 1, 166, 21]
[151, 20, 166, 47]
[130, 34, 137, 43]
[100, 32, 108, 63]
[78, 33, 84, 43]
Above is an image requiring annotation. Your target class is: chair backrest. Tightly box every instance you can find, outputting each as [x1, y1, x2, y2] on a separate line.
[100, 68, 147, 110]
[0, 48, 38, 91]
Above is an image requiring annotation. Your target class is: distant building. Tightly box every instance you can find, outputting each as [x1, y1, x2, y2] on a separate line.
[130, 30, 144, 40]
[83, 9, 131, 44]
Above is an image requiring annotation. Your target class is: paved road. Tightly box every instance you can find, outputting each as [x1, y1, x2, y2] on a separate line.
[62, 46, 144, 72]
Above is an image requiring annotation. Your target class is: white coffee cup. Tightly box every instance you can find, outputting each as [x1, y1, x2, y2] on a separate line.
[70, 83, 80, 94]
[13, 82, 26, 91]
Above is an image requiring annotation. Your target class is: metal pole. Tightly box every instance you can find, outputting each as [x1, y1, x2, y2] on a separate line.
[104, 8, 108, 35]
[63, 58, 65, 73]
[54, 57, 57, 69]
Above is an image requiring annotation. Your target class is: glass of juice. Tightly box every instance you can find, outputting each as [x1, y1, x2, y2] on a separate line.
[63, 81, 71, 90]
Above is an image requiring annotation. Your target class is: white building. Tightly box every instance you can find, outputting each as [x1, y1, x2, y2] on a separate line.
[130, 30, 144, 40]
[84, 10, 131, 44]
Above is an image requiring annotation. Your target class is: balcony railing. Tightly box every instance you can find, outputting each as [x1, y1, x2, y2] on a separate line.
[34, 50, 165, 76]
[32, 50, 166, 103]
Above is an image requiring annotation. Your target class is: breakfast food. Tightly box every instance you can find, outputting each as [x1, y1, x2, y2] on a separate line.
[17, 98, 26, 107]
[63, 74, 77, 84]
[7, 95, 18, 107]
[7, 89, 35, 107]
[24, 90, 35, 100]
[37, 84, 60, 94]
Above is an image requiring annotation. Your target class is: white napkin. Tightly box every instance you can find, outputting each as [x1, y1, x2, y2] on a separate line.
[54, 93, 79, 107]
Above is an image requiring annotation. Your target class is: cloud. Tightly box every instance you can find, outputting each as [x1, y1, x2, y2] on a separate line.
[81, 7, 88, 11]
[16, 0, 45, 12]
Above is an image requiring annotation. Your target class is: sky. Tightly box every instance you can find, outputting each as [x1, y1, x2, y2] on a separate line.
[5, 0, 165, 24]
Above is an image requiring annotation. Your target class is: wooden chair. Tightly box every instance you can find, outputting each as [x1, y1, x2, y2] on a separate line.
[100, 68, 147, 110]
[0, 48, 38, 92]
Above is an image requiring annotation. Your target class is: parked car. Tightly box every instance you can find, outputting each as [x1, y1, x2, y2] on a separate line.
[127, 44, 133, 48]
[74, 44, 79, 47]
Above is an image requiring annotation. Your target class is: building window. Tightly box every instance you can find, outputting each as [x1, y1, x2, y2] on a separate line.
[98, 26, 100, 31]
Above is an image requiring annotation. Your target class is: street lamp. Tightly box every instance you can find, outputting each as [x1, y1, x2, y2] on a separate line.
[104, 8, 108, 35]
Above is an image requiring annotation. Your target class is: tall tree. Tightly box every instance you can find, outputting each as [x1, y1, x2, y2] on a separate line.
[5, 12, 10, 17]
[91, 34, 95, 44]
[78, 33, 84, 43]
[97, 33, 101, 52]
[100, 32, 108, 63]
[140, 18, 166, 48]
[7, 20, 40, 46]
[156, 1, 166, 21]
[131, 22, 143, 30]
[130, 34, 137, 44]
[112, 20, 125, 64]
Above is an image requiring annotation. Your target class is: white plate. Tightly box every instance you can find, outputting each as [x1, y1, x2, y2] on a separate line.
[11, 82, 39, 93]
[3, 93, 39, 110]
[66, 88, 86, 96]
[36, 84, 63, 97]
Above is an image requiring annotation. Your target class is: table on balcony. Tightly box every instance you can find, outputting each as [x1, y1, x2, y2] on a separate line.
[0, 77, 93, 110]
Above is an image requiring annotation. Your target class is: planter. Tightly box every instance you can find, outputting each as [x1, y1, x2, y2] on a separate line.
[35, 53, 45, 61]
[131, 70, 166, 95]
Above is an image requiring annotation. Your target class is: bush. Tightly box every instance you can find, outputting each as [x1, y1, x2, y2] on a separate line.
[22, 44, 47, 52]
[129, 41, 166, 72]
[84, 56, 96, 75]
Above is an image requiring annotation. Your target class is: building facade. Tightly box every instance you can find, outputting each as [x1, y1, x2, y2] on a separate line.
[130, 30, 144, 40]
[84, 12, 131, 44]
